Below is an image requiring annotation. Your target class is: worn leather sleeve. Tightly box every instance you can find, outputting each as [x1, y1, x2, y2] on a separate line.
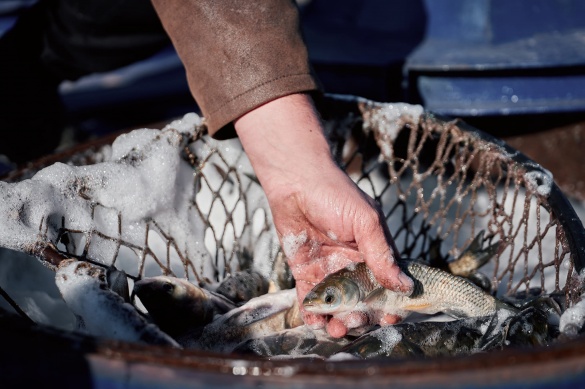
[151, 0, 319, 138]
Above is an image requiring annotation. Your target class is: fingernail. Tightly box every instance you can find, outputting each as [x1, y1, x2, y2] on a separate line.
[398, 272, 414, 294]
[381, 314, 402, 326]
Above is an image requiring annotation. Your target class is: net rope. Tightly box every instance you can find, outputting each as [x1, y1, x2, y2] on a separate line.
[0, 95, 582, 327]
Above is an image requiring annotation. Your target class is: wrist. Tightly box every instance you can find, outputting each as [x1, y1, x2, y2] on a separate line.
[234, 93, 337, 196]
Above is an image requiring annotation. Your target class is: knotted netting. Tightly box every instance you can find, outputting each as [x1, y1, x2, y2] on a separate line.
[0, 94, 584, 346]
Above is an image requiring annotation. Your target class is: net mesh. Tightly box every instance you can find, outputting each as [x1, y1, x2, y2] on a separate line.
[1, 94, 584, 338]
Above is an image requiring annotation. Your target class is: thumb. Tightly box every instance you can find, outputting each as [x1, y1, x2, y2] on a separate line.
[358, 217, 413, 294]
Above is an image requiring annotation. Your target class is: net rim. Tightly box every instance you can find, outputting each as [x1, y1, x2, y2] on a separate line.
[3, 308, 585, 388]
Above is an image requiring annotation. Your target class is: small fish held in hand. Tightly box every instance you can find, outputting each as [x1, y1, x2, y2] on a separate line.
[303, 260, 504, 325]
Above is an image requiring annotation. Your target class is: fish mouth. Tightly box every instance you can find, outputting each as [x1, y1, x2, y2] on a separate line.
[302, 291, 319, 311]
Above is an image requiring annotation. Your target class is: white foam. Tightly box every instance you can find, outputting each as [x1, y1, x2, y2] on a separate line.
[161, 112, 203, 134]
[560, 296, 585, 336]
[524, 169, 553, 198]
[364, 102, 424, 160]
[327, 352, 359, 361]
[370, 325, 403, 354]
[281, 231, 307, 259]
[420, 328, 442, 347]
[322, 252, 354, 274]
[327, 231, 338, 241]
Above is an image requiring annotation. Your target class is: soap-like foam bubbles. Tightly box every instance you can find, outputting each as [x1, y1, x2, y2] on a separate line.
[281, 231, 307, 258]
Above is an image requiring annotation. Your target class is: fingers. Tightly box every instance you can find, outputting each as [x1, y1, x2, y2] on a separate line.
[358, 210, 414, 295]
[372, 257, 414, 295]
[326, 311, 372, 338]
[302, 311, 327, 329]
[380, 313, 402, 326]
[326, 317, 348, 338]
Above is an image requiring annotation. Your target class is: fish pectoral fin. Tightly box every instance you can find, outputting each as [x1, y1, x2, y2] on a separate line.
[480, 241, 501, 258]
[463, 231, 485, 254]
[363, 288, 387, 304]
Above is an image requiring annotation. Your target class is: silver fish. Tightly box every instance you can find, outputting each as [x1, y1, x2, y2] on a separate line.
[303, 260, 501, 322]
[56, 259, 179, 347]
[448, 231, 501, 278]
[133, 276, 236, 338]
[192, 289, 304, 353]
[216, 269, 269, 304]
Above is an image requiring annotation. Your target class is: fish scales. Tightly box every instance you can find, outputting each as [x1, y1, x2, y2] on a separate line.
[404, 262, 496, 318]
[303, 261, 497, 320]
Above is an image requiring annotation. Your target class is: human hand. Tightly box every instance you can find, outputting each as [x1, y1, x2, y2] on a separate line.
[234, 94, 413, 337]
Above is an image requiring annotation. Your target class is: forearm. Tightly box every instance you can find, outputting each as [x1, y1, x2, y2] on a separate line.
[151, 0, 318, 137]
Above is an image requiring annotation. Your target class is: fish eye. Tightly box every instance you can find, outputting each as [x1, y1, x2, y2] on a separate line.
[162, 282, 174, 293]
[325, 293, 335, 304]
[322, 286, 341, 308]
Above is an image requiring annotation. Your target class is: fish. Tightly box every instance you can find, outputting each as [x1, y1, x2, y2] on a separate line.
[429, 231, 500, 292]
[55, 259, 179, 347]
[338, 305, 549, 360]
[232, 325, 350, 359]
[132, 275, 236, 338]
[496, 306, 551, 348]
[448, 231, 500, 278]
[191, 289, 304, 353]
[303, 260, 504, 323]
[216, 269, 269, 304]
[338, 317, 488, 359]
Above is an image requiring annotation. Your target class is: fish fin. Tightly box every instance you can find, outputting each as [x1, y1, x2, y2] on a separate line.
[480, 240, 501, 259]
[467, 231, 485, 252]
[468, 272, 493, 292]
[363, 288, 387, 304]
[402, 303, 434, 313]
[456, 231, 487, 261]
[397, 257, 419, 267]
[468, 240, 501, 270]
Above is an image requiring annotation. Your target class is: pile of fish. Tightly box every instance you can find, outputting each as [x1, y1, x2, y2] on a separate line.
[53, 232, 565, 360]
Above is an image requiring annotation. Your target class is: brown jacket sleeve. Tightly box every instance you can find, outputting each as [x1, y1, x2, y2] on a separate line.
[150, 0, 319, 138]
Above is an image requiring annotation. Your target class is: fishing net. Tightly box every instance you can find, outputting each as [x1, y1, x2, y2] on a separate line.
[1, 94, 585, 382]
